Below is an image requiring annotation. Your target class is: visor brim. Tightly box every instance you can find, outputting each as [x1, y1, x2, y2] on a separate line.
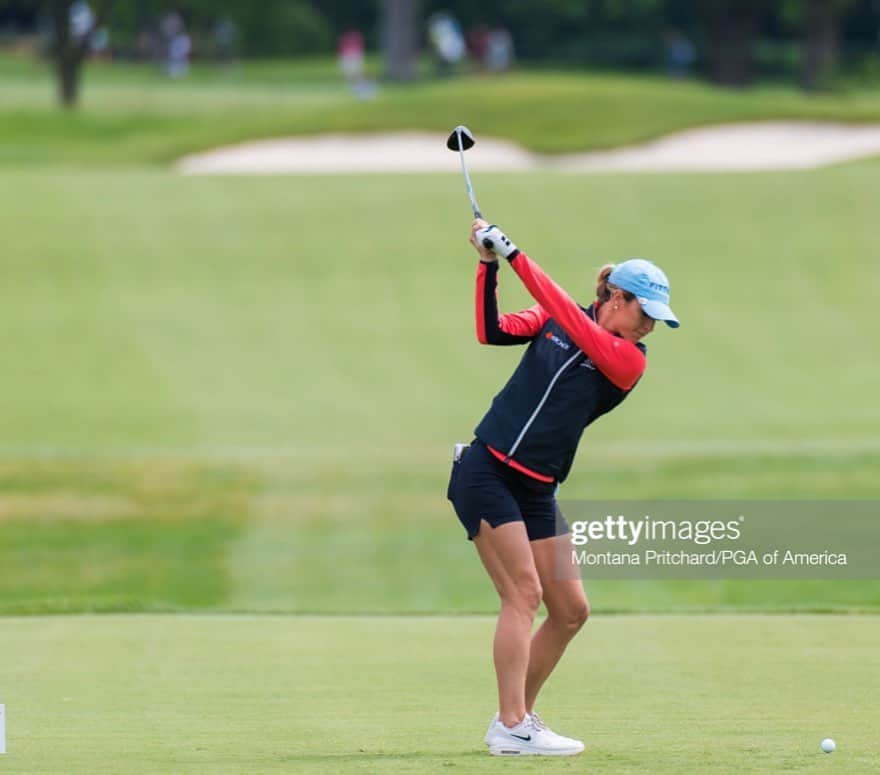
[640, 298, 680, 328]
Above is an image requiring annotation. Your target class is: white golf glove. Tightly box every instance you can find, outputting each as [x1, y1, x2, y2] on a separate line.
[476, 225, 519, 259]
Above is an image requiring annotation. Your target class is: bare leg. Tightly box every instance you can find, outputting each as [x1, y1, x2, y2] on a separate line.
[473, 520, 543, 728]
[525, 533, 589, 712]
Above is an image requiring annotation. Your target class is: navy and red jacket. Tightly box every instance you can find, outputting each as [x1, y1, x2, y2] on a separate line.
[473, 251, 647, 484]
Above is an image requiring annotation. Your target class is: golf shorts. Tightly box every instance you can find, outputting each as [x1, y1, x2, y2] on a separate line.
[446, 439, 568, 542]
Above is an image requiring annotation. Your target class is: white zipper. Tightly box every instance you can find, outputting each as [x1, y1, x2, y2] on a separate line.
[506, 350, 582, 460]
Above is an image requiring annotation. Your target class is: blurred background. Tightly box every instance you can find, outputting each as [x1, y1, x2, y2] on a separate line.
[9, 1, 880, 105]
[0, 0, 878, 618]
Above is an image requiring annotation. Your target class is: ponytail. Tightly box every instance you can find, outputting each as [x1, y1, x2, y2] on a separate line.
[595, 264, 615, 303]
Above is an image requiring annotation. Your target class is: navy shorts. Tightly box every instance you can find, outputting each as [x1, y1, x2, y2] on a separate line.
[446, 439, 569, 542]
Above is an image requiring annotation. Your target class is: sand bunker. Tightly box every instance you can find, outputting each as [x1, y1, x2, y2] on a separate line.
[177, 122, 880, 175]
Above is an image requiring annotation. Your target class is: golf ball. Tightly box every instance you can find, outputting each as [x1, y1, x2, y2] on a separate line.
[821, 737, 836, 753]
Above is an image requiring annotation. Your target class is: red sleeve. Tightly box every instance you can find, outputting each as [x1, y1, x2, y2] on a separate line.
[508, 252, 646, 390]
[476, 260, 549, 345]
[499, 306, 548, 337]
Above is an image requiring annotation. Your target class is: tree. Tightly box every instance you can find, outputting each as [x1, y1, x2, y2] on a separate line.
[46, 0, 114, 108]
[382, 0, 419, 81]
[799, 0, 856, 90]
[700, 0, 770, 86]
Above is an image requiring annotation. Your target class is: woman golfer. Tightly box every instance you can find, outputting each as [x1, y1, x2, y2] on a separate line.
[447, 219, 679, 756]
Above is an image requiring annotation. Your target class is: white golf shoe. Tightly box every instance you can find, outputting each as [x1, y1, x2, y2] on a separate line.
[484, 712, 584, 756]
[484, 712, 499, 746]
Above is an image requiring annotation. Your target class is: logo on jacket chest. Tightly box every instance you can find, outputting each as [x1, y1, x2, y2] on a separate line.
[544, 331, 571, 351]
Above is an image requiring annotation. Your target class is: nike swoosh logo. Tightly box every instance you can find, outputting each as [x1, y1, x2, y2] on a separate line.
[510, 733, 531, 741]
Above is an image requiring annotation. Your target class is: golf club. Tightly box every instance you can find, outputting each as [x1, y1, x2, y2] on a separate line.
[446, 125, 483, 220]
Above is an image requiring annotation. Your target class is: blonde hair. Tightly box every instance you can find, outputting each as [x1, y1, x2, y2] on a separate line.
[595, 263, 634, 303]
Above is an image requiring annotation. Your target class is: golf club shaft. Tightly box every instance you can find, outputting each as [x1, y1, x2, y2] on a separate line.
[457, 130, 482, 219]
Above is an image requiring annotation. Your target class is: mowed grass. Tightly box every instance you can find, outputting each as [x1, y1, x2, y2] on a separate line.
[0, 164, 878, 613]
[2, 456, 879, 614]
[3, 168, 878, 451]
[9, 56, 880, 162]
[1, 615, 877, 773]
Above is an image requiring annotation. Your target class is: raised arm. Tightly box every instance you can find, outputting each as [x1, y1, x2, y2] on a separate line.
[476, 260, 549, 345]
[507, 252, 644, 388]
[474, 223, 645, 390]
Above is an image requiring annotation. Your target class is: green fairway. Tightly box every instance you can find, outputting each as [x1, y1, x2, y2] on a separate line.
[0, 615, 877, 773]
[2, 167, 878, 452]
[8, 56, 880, 163]
[1, 162, 878, 614]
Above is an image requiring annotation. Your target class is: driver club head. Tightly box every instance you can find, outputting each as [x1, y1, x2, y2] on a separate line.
[446, 125, 475, 151]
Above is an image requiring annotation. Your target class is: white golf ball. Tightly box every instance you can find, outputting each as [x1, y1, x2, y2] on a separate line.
[821, 737, 836, 753]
